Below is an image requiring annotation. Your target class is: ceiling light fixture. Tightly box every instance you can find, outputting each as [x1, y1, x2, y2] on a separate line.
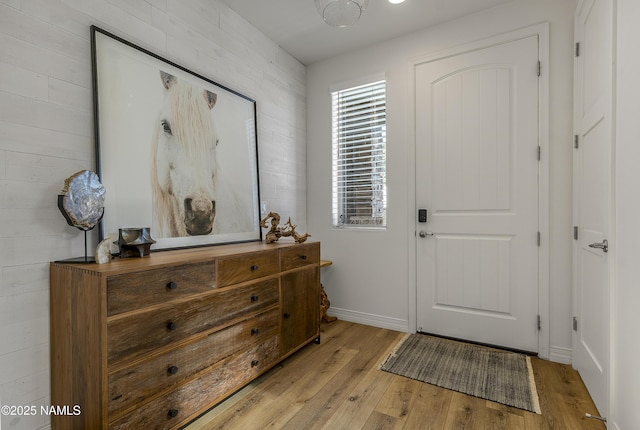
[314, 0, 370, 27]
[388, 0, 405, 3]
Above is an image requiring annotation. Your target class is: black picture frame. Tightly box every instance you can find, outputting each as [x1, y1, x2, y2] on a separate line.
[91, 26, 261, 251]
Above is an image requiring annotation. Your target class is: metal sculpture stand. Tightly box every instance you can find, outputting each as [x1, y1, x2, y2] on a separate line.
[56, 194, 101, 263]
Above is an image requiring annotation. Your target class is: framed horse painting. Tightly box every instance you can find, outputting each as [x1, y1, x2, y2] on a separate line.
[91, 26, 262, 252]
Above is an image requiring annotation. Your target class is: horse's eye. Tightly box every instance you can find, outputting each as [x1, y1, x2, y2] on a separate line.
[161, 120, 172, 135]
[216, 139, 219, 146]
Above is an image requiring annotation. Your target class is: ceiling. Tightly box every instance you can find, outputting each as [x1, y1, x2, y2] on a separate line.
[221, 0, 514, 65]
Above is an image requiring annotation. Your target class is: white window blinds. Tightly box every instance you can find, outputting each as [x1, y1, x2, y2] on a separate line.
[331, 80, 387, 228]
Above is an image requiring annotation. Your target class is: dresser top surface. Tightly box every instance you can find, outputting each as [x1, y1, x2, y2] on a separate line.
[51, 241, 319, 275]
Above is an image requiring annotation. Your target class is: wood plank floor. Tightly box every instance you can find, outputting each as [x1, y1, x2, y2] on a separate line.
[186, 320, 606, 430]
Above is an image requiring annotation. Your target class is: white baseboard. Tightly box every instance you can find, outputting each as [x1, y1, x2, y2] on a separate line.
[328, 307, 409, 332]
[548, 346, 572, 364]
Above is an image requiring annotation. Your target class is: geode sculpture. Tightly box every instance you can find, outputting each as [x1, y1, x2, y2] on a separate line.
[117, 228, 156, 258]
[56, 170, 106, 263]
[58, 170, 105, 231]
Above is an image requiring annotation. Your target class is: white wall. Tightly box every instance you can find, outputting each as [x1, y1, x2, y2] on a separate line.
[613, 0, 640, 428]
[0, 1, 306, 429]
[307, 0, 575, 359]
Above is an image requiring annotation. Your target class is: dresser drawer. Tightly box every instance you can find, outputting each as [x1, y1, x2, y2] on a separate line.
[107, 262, 216, 316]
[108, 307, 278, 417]
[109, 336, 279, 430]
[217, 250, 279, 286]
[280, 243, 320, 271]
[107, 279, 279, 364]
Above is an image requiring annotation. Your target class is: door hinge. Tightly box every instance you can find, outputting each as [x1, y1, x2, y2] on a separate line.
[537, 315, 541, 331]
[573, 316, 578, 331]
[574, 135, 579, 149]
[574, 226, 579, 240]
[537, 231, 541, 247]
[537, 145, 541, 161]
[537, 61, 541, 77]
[575, 42, 581, 57]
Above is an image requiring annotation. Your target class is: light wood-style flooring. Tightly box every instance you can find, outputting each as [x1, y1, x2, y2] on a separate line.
[187, 320, 606, 430]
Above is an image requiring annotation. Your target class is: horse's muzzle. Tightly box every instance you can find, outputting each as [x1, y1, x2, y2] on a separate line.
[184, 198, 215, 235]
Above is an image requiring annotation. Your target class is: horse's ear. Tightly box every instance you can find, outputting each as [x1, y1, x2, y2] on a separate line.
[160, 71, 177, 90]
[204, 90, 217, 110]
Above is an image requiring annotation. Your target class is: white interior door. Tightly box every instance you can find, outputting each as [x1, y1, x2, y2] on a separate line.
[573, 0, 612, 419]
[415, 35, 540, 353]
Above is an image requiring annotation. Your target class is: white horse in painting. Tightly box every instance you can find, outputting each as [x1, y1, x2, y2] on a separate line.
[151, 71, 219, 238]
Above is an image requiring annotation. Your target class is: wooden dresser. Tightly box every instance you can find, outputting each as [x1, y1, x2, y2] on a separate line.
[50, 241, 320, 429]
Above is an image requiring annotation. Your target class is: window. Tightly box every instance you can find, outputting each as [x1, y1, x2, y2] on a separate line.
[332, 79, 387, 228]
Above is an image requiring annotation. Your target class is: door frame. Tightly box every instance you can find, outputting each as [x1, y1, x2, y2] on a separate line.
[406, 23, 551, 359]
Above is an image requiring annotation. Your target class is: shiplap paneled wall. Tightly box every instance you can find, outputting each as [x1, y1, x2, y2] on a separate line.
[0, 1, 306, 429]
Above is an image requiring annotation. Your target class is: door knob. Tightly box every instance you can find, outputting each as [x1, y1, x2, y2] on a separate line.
[588, 239, 608, 253]
[418, 231, 434, 238]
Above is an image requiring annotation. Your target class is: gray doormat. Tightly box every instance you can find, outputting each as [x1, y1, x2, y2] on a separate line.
[380, 334, 541, 414]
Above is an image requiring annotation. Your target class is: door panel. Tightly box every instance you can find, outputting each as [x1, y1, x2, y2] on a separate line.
[573, 0, 612, 418]
[435, 235, 511, 313]
[416, 35, 540, 352]
[582, 0, 609, 115]
[433, 68, 512, 213]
